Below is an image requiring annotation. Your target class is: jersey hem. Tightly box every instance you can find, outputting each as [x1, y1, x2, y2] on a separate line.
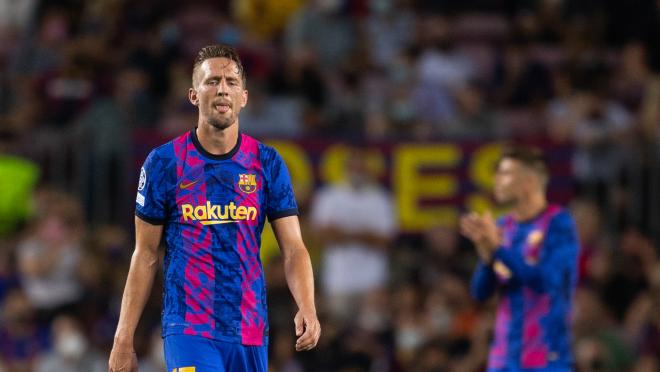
[135, 211, 165, 225]
[161, 329, 269, 346]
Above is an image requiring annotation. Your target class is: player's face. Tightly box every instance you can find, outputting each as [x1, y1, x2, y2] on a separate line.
[493, 158, 525, 205]
[189, 57, 248, 130]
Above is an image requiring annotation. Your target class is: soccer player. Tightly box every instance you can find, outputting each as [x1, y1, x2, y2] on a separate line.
[460, 146, 579, 372]
[108, 44, 320, 372]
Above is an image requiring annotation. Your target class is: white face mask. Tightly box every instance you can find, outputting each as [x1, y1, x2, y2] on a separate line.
[358, 309, 388, 332]
[55, 331, 88, 360]
[396, 327, 425, 352]
[427, 306, 451, 335]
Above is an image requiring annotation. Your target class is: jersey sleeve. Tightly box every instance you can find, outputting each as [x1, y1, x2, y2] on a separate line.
[265, 149, 298, 221]
[492, 211, 579, 292]
[135, 149, 169, 225]
[470, 262, 497, 302]
[469, 217, 506, 301]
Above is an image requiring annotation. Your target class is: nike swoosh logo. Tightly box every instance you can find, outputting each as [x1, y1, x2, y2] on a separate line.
[179, 180, 198, 189]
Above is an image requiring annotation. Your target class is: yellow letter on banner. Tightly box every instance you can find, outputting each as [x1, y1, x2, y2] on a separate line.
[265, 140, 313, 202]
[394, 144, 462, 231]
[465, 143, 504, 215]
[469, 143, 503, 191]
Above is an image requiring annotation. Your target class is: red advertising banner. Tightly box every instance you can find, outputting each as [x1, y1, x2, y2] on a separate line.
[266, 140, 574, 232]
[134, 132, 574, 232]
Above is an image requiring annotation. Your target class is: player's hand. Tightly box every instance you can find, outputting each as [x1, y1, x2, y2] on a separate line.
[108, 345, 138, 372]
[294, 308, 321, 351]
[460, 211, 501, 262]
[479, 211, 501, 249]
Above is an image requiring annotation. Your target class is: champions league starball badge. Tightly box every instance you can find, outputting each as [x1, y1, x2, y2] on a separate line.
[138, 167, 146, 191]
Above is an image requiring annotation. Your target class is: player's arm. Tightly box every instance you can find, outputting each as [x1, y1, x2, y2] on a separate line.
[271, 215, 320, 351]
[470, 262, 498, 302]
[492, 214, 579, 291]
[461, 212, 499, 301]
[109, 216, 162, 372]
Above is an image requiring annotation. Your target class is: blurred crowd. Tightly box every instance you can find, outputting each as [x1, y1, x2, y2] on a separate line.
[1, 0, 660, 371]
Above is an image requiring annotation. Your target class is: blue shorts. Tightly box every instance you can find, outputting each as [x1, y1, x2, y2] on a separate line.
[164, 334, 268, 372]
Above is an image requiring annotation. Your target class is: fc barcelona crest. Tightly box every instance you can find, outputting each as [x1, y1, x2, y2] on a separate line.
[527, 230, 544, 246]
[238, 174, 257, 194]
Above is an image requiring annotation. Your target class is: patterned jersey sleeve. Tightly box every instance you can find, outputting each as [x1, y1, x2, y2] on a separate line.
[263, 147, 298, 221]
[135, 149, 170, 225]
[539, 212, 579, 293]
[469, 216, 507, 301]
[470, 262, 497, 302]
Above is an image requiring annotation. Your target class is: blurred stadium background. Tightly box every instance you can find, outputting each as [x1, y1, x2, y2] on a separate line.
[1, 0, 660, 371]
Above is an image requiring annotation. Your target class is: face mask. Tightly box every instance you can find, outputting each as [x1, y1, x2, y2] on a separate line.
[358, 309, 387, 332]
[56, 331, 88, 360]
[396, 327, 424, 351]
[427, 306, 451, 334]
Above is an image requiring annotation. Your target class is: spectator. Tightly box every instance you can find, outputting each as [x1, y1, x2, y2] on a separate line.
[239, 82, 303, 138]
[34, 315, 105, 372]
[548, 64, 635, 201]
[0, 289, 48, 371]
[16, 190, 84, 314]
[412, 15, 473, 129]
[311, 146, 396, 321]
[624, 263, 660, 363]
[285, 0, 358, 70]
[444, 80, 508, 139]
[363, 0, 416, 69]
[571, 198, 610, 283]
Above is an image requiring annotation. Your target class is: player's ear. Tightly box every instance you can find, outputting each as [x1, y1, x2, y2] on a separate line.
[241, 89, 248, 108]
[189, 88, 199, 106]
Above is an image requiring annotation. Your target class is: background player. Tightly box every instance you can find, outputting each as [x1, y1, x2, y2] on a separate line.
[108, 44, 320, 372]
[460, 146, 579, 371]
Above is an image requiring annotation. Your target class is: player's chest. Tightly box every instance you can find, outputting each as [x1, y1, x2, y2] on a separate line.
[171, 163, 266, 223]
[504, 225, 547, 263]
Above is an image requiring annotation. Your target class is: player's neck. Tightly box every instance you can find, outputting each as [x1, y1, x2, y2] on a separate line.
[196, 122, 239, 155]
[512, 193, 547, 222]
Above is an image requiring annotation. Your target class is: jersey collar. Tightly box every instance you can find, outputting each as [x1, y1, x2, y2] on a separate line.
[190, 128, 242, 161]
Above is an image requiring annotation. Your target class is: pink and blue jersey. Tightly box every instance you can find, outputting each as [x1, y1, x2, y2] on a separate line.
[470, 205, 579, 371]
[135, 130, 297, 346]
